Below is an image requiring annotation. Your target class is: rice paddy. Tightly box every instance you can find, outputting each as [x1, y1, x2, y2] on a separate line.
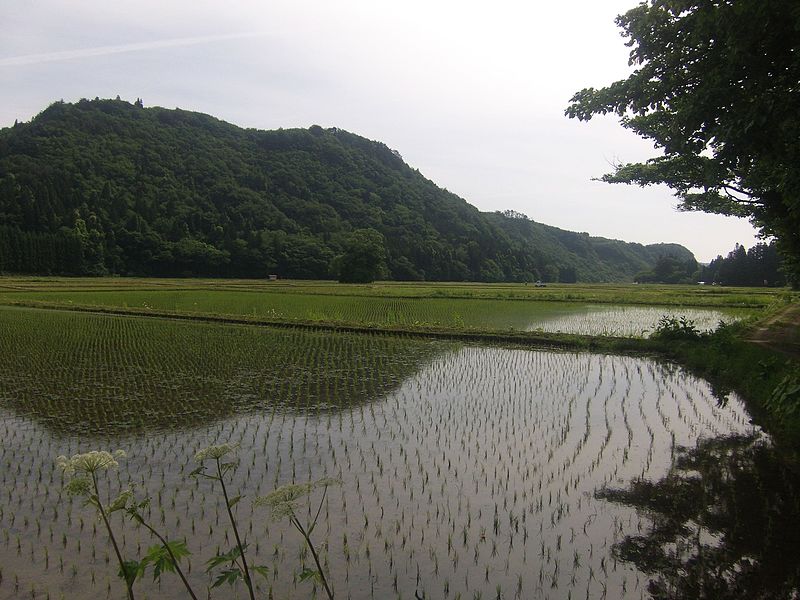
[0, 283, 753, 337]
[0, 304, 771, 600]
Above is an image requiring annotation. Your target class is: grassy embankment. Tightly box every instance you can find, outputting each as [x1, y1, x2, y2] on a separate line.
[1, 276, 797, 442]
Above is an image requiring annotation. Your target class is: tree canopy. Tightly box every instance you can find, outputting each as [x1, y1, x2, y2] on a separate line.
[566, 0, 800, 284]
[335, 228, 387, 283]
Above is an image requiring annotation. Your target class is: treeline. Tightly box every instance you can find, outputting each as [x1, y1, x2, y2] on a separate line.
[632, 241, 786, 286]
[701, 242, 785, 287]
[0, 98, 694, 281]
[0, 225, 83, 274]
[634, 254, 700, 284]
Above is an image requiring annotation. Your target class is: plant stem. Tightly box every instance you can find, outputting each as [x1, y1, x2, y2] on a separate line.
[292, 518, 334, 600]
[215, 458, 255, 600]
[92, 472, 135, 600]
[138, 520, 199, 600]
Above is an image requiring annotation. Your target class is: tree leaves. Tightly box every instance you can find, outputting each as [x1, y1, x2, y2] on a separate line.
[566, 0, 800, 283]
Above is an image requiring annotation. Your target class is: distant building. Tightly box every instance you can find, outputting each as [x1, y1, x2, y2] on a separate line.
[268, 274, 278, 281]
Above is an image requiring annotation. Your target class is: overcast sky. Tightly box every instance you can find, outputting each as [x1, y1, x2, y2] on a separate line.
[1, 0, 760, 262]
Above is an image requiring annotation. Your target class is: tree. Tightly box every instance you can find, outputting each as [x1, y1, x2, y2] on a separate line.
[566, 0, 800, 284]
[635, 254, 698, 283]
[336, 228, 387, 283]
[701, 240, 786, 286]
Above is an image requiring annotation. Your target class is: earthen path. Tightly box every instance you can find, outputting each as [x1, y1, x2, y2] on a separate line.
[747, 302, 800, 359]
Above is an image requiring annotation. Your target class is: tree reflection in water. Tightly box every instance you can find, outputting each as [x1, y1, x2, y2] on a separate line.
[597, 434, 800, 599]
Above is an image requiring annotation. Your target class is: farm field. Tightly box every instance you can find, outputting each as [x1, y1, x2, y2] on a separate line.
[0, 277, 772, 338]
[0, 276, 785, 306]
[1, 304, 796, 599]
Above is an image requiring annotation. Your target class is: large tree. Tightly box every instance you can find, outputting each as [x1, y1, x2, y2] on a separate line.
[335, 228, 387, 283]
[566, 0, 800, 284]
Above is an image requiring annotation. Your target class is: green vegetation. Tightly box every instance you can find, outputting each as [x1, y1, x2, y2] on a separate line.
[0, 278, 758, 339]
[0, 98, 694, 282]
[634, 254, 700, 284]
[653, 319, 800, 442]
[635, 240, 787, 286]
[1, 276, 783, 306]
[334, 228, 387, 283]
[0, 305, 445, 435]
[255, 477, 340, 600]
[566, 0, 800, 284]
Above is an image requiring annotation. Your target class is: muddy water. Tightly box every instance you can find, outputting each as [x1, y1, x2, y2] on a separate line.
[1, 313, 779, 599]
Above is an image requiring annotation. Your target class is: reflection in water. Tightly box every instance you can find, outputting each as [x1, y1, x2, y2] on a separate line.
[597, 434, 800, 599]
[531, 304, 745, 337]
[0, 307, 449, 436]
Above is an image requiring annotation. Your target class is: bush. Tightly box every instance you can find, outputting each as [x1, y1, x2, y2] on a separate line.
[651, 315, 700, 341]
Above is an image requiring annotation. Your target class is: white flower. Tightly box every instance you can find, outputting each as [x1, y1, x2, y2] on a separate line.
[255, 477, 341, 520]
[194, 443, 239, 463]
[56, 450, 126, 476]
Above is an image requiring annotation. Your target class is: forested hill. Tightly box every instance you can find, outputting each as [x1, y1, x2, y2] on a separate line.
[0, 98, 695, 282]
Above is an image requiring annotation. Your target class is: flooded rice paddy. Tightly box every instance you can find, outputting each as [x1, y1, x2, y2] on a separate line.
[0, 307, 793, 600]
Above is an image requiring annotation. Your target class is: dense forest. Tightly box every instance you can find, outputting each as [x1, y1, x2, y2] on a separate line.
[630, 240, 786, 286]
[700, 241, 786, 287]
[0, 98, 695, 282]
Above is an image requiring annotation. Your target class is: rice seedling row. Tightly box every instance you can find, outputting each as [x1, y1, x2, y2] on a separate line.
[0, 307, 761, 599]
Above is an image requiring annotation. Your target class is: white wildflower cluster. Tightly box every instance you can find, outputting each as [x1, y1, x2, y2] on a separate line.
[56, 450, 127, 476]
[255, 477, 340, 520]
[194, 443, 239, 462]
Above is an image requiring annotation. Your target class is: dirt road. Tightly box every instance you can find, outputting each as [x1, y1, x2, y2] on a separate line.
[747, 302, 800, 359]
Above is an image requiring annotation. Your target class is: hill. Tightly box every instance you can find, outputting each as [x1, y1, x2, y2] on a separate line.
[0, 98, 694, 282]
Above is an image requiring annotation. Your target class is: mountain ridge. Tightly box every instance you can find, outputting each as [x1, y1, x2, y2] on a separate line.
[0, 98, 696, 281]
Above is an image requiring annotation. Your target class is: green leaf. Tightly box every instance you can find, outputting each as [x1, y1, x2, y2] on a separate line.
[211, 568, 242, 588]
[118, 560, 140, 586]
[144, 539, 193, 580]
[165, 540, 191, 561]
[227, 494, 242, 509]
[253, 565, 270, 580]
[205, 545, 243, 572]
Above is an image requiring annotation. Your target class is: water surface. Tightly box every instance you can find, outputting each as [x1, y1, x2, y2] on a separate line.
[0, 308, 781, 600]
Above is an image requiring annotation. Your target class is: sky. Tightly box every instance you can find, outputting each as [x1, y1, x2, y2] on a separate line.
[0, 0, 761, 262]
